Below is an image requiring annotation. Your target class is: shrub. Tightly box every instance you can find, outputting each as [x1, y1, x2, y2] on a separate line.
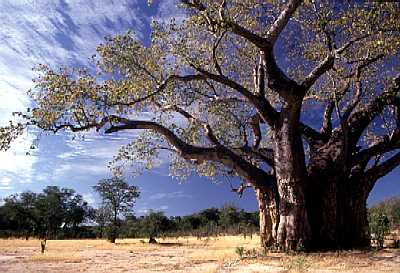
[369, 212, 390, 249]
[235, 246, 245, 258]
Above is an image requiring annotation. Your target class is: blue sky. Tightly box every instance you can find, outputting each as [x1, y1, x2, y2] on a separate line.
[0, 0, 399, 215]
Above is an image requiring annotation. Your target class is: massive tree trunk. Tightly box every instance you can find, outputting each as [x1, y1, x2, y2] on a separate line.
[306, 138, 372, 250]
[306, 175, 371, 249]
[271, 107, 311, 250]
[336, 175, 371, 249]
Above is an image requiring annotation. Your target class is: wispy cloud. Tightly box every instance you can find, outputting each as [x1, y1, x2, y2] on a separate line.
[0, 177, 13, 190]
[0, 1, 154, 196]
[137, 205, 169, 215]
[149, 190, 192, 200]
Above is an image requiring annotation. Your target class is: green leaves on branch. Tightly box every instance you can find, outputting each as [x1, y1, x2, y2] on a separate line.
[0, 123, 24, 151]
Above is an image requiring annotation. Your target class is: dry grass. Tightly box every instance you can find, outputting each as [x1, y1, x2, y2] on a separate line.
[29, 253, 83, 263]
[0, 236, 399, 273]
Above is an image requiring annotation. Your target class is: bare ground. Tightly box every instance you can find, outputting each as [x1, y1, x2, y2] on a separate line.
[0, 237, 399, 272]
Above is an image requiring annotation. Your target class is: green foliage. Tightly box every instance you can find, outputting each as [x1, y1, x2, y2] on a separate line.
[369, 212, 390, 249]
[142, 210, 170, 238]
[1, 188, 258, 240]
[235, 247, 260, 259]
[93, 176, 139, 242]
[368, 196, 400, 249]
[0, 122, 24, 151]
[235, 246, 245, 258]
[93, 176, 140, 221]
[119, 204, 259, 239]
[0, 186, 93, 239]
[369, 197, 400, 227]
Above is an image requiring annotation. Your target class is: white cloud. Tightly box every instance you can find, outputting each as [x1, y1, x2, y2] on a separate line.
[149, 190, 192, 200]
[137, 205, 169, 215]
[0, 1, 151, 192]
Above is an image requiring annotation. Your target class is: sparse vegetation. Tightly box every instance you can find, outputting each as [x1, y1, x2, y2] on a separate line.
[369, 197, 400, 249]
[369, 212, 390, 249]
[1, 237, 399, 272]
[286, 255, 308, 272]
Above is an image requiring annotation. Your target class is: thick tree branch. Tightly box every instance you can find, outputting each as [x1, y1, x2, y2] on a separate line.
[299, 123, 326, 143]
[111, 118, 273, 187]
[250, 114, 263, 149]
[265, 0, 303, 45]
[183, 0, 302, 99]
[262, 49, 301, 98]
[320, 101, 335, 138]
[237, 147, 275, 167]
[365, 151, 400, 182]
[54, 114, 273, 189]
[302, 54, 335, 90]
[353, 129, 400, 169]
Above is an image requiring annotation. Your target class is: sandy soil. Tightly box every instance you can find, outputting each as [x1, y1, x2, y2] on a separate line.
[0, 237, 399, 272]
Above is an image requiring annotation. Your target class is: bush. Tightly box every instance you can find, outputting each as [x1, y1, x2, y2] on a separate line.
[235, 246, 245, 258]
[369, 212, 390, 249]
[106, 226, 119, 243]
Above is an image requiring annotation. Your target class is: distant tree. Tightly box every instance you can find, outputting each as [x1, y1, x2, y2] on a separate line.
[63, 194, 92, 237]
[198, 207, 220, 224]
[1, 187, 93, 239]
[142, 210, 170, 243]
[93, 177, 139, 243]
[35, 187, 75, 238]
[219, 204, 239, 231]
[93, 205, 113, 239]
[181, 214, 202, 231]
[369, 212, 390, 249]
[3, 192, 41, 238]
[369, 197, 400, 227]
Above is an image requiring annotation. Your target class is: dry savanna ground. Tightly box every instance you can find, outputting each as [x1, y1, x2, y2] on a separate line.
[0, 236, 399, 273]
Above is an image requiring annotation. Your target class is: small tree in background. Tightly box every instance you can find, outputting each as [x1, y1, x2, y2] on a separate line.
[93, 176, 139, 243]
[369, 197, 400, 228]
[93, 205, 113, 239]
[142, 211, 170, 243]
[369, 212, 390, 249]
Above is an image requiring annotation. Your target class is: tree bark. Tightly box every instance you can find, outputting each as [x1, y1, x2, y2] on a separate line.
[335, 178, 371, 249]
[256, 186, 279, 248]
[272, 108, 311, 250]
[306, 140, 371, 250]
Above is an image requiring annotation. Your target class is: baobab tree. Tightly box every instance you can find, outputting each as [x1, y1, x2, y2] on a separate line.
[2, 1, 400, 250]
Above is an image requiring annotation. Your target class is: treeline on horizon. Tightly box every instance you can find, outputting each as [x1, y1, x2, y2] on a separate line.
[0, 186, 259, 240]
[0, 186, 399, 241]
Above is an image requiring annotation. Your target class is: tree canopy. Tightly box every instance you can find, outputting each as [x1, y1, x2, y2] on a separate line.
[0, 186, 93, 239]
